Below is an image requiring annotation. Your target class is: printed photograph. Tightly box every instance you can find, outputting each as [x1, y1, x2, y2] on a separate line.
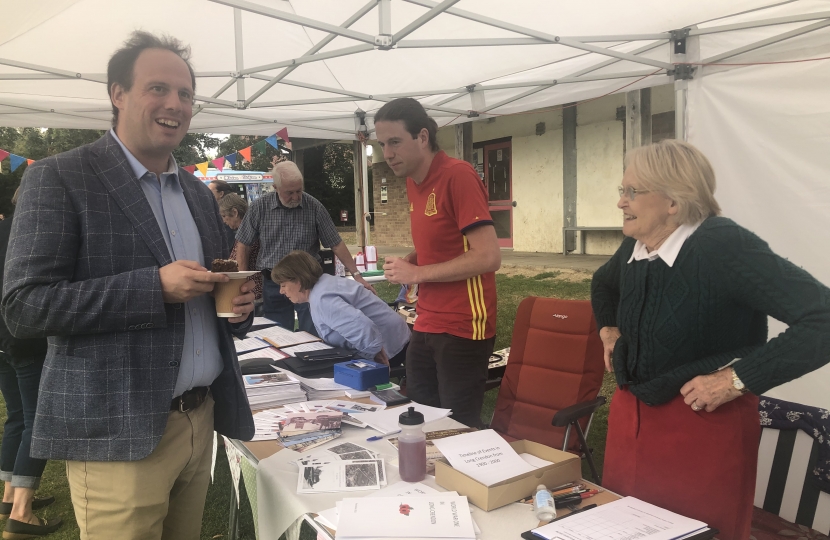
[344, 463, 378, 488]
[301, 465, 323, 489]
[279, 412, 343, 436]
[329, 442, 366, 455]
[244, 372, 290, 386]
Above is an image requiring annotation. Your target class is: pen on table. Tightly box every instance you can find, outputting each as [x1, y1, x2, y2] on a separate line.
[554, 489, 598, 500]
[367, 430, 400, 441]
[551, 484, 586, 497]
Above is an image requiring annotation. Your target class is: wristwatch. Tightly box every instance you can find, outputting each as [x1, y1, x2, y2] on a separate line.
[353, 271, 362, 278]
[731, 368, 748, 394]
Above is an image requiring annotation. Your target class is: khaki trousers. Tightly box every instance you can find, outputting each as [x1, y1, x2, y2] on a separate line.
[66, 394, 215, 540]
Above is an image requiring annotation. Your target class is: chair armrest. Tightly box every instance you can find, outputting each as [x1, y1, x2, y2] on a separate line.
[551, 396, 607, 427]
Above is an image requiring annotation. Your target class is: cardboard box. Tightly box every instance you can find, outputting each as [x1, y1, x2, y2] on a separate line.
[435, 439, 582, 511]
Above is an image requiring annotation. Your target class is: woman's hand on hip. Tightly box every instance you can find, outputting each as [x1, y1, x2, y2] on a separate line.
[599, 326, 621, 372]
[680, 368, 744, 413]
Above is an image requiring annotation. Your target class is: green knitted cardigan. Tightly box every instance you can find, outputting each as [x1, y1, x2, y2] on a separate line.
[591, 216, 830, 406]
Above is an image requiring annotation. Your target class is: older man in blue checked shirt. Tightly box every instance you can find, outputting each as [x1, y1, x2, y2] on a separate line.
[235, 160, 375, 334]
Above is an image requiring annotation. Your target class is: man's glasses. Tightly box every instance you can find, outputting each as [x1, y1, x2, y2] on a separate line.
[618, 186, 651, 200]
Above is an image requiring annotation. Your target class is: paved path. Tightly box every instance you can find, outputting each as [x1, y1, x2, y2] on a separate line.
[348, 246, 610, 273]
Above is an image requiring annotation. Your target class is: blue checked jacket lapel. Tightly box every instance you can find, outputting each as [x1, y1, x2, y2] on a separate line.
[87, 133, 172, 267]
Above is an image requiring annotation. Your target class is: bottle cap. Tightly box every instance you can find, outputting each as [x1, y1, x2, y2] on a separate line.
[398, 406, 425, 426]
[537, 485, 546, 491]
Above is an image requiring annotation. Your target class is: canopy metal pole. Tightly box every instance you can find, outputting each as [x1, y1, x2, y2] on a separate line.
[352, 141, 366, 251]
[233, 8, 246, 103]
[689, 11, 830, 36]
[702, 19, 830, 63]
[390, 0, 462, 45]
[208, 0, 377, 44]
[361, 142, 371, 247]
[402, 0, 673, 70]
[243, 0, 376, 107]
[674, 82, 687, 141]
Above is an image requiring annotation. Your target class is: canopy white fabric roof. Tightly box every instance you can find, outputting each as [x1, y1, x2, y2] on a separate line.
[2, 0, 829, 138]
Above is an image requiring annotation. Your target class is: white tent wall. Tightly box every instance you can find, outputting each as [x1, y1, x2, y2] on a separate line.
[687, 58, 830, 409]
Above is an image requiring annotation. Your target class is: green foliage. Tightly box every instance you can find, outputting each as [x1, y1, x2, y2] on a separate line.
[532, 271, 561, 280]
[172, 132, 220, 166]
[0, 128, 106, 216]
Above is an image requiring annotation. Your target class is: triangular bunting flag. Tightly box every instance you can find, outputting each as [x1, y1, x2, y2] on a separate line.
[211, 157, 225, 172]
[238, 146, 252, 162]
[224, 154, 237, 167]
[0, 150, 9, 161]
[265, 135, 279, 150]
[183, 165, 196, 174]
[10, 154, 26, 172]
[276, 127, 289, 143]
[253, 140, 267, 155]
[27, 159, 34, 165]
[196, 161, 209, 177]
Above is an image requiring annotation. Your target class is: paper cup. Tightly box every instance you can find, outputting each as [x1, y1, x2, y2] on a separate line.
[215, 279, 244, 317]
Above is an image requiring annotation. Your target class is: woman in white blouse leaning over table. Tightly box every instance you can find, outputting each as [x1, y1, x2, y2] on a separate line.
[270, 250, 410, 367]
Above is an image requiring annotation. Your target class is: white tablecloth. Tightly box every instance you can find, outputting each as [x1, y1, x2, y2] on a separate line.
[254, 417, 541, 540]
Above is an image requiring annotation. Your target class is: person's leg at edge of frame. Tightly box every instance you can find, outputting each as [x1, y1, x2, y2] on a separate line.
[403, 331, 441, 408]
[432, 333, 494, 429]
[8, 359, 49, 525]
[66, 396, 210, 540]
[0, 355, 23, 512]
[262, 278, 296, 330]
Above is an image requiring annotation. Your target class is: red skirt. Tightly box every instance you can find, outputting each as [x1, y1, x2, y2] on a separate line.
[604, 387, 760, 540]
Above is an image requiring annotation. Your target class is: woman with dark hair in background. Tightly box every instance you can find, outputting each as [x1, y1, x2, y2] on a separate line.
[0, 186, 61, 537]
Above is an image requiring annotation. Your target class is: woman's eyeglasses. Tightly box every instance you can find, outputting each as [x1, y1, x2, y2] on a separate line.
[618, 186, 651, 200]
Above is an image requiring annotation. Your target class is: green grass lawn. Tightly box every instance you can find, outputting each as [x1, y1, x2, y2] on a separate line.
[0, 271, 613, 539]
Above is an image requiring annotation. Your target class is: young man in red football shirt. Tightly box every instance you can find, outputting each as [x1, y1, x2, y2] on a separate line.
[376, 98, 501, 428]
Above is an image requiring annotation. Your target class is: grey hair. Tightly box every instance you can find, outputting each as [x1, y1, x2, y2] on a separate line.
[272, 161, 304, 190]
[624, 140, 721, 225]
[218, 193, 247, 219]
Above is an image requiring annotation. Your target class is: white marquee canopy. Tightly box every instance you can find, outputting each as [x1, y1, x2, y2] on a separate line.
[1, 0, 829, 139]
[2, 0, 829, 406]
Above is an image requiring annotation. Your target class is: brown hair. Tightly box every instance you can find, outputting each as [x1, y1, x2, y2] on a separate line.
[625, 140, 721, 225]
[210, 180, 234, 198]
[107, 31, 195, 127]
[271, 250, 323, 290]
[374, 98, 439, 152]
[218, 193, 247, 220]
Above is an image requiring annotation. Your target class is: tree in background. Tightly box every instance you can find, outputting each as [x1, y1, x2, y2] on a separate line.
[302, 143, 374, 227]
[0, 128, 106, 216]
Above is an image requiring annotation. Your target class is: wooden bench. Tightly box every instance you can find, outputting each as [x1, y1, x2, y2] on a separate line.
[563, 226, 623, 255]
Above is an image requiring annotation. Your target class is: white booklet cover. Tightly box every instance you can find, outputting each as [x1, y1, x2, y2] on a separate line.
[430, 429, 536, 487]
[336, 495, 476, 539]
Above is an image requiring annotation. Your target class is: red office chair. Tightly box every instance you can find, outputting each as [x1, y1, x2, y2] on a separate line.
[490, 296, 606, 483]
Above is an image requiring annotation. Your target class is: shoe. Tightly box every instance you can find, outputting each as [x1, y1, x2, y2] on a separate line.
[0, 499, 54, 520]
[2, 516, 62, 539]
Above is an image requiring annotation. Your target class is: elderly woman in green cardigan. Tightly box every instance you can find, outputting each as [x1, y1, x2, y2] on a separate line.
[591, 140, 830, 540]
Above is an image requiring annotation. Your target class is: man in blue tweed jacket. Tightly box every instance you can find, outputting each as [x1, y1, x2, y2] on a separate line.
[1, 32, 255, 540]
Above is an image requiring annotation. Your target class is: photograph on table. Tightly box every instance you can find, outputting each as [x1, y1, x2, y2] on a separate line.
[278, 411, 343, 437]
[297, 460, 381, 493]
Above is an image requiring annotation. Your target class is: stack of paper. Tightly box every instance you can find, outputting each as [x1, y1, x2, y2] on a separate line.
[233, 336, 270, 354]
[294, 441, 388, 493]
[277, 411, 343, 451]
[275, 368, 352, 400]
[248, 326, 321, 348]
[359, 402, 452, 435]
[251, 317, 279, 331]
[281, 341, 334, 357]
[238, 347, 290, 362]
[243, 372, 306, 408]
[336, 495, 476, 540]
[251, 408, 291, 441]
[531, 496, 708, 540]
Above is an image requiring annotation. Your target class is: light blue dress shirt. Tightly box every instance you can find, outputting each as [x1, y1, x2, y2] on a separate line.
[309, 274, 410, 359]
[111, 129, 223, 397]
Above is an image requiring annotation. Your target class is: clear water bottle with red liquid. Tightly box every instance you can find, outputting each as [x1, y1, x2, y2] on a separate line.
[397, 406, 426, 482]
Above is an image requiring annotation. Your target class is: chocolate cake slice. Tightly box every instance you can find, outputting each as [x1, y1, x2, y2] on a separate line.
[211, 259, 238, 272]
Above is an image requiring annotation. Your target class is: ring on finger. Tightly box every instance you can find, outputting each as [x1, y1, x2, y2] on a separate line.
[692, 402, 702, 411]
